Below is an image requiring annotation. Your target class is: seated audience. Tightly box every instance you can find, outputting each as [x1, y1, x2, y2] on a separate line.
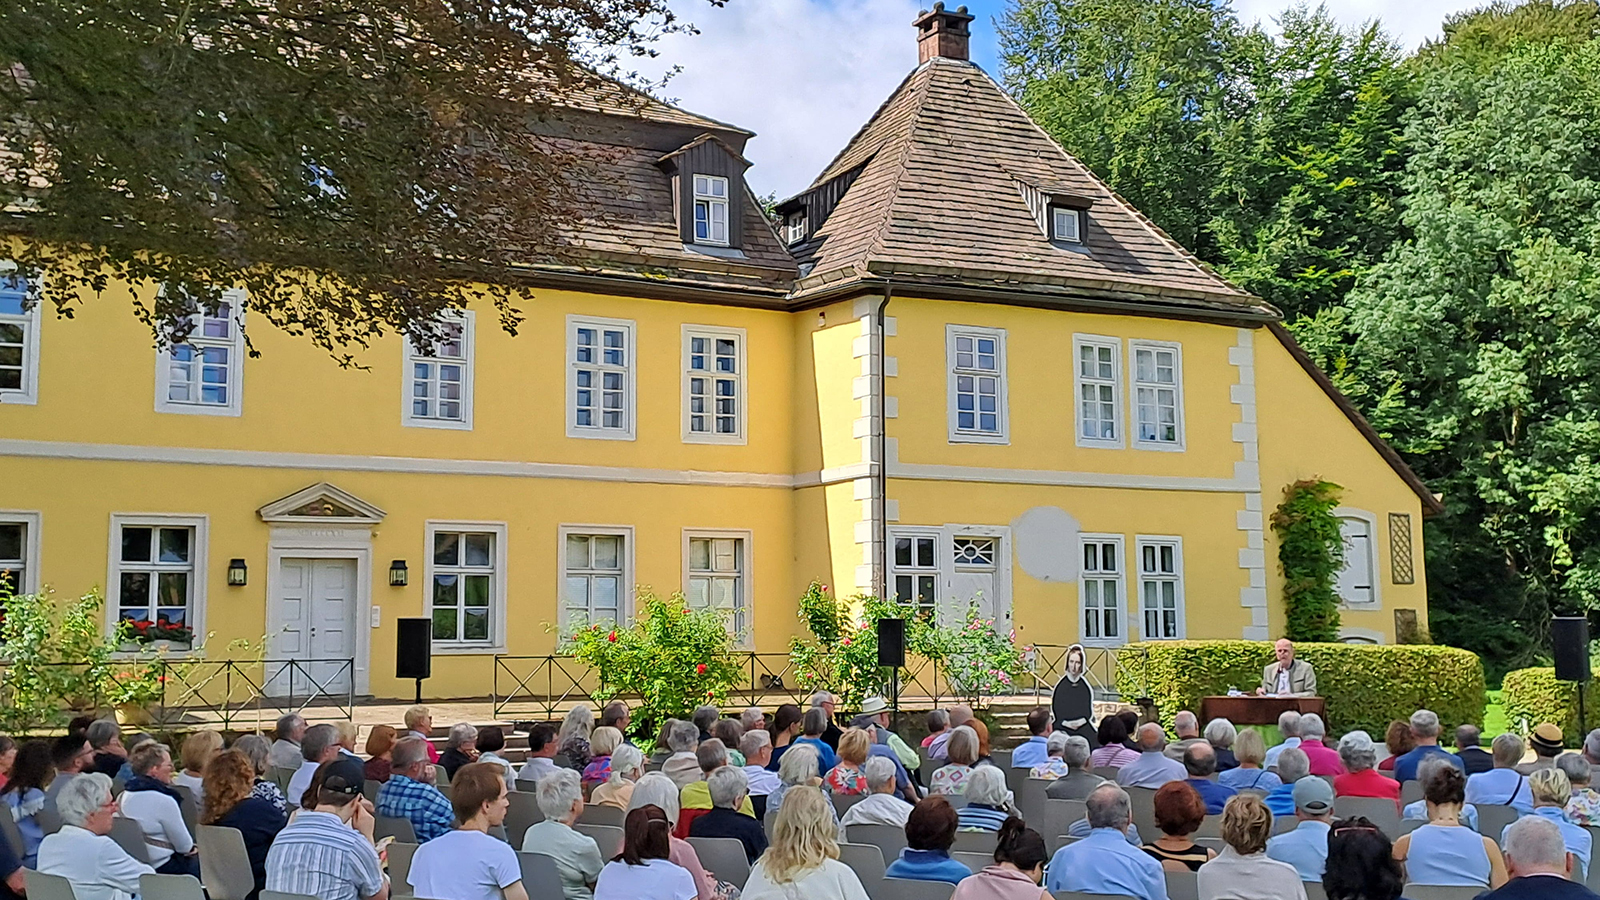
[1117, 710, 1143, 750]
[679, 739, 754, 834]
[1456, 724, 1494, 775]
[768, 743, 827, 819]
[943, 705, 991, 761]
[203, 748, 287, 900]
[1218, 729, 1281, 793]
[1116, 723, 1186, 789]
[593, 805, 695, 900]
[117, 741, 198, 875]
[581, 726, 623, 790]
[601, 701, 632, 745]
[85, 719, 128, 779]
[957, 765, 1014, 832]
[711, 720, 746, 767]
[793, 708, 840, 775]
[1518, 723, 1565, 775]
[1378, 720, 1412, 773]
[1196, 793, 1307, 900]
[743, 785, 870, 900]
[689, 766, 768, 863]
[438, 723, 478, 779]
[592, 745, 644, 810]
[375, 736, 454, 842]
[263, 756, 387, 900]
[522, 768, 603, 900]
[1298, 714, 1344, 776]
[2, 740, 52, 866]
[403, 705, 440, 764]
[1266, 777, 1334, 881]
[287, 723, 340, 805]
[931, 725, 979, 795]
[46, 733, 94, 803]
[1505, 767, 1592, 874]
[1029, 732, 1071, 780]
[1165, 711, 1205, 761]
[627, 772, 733, 900]
[1393, 709, 1463, 783]
[1466, 732, 1534, 813]
[838, 756, 913, 837]
[1587, 729, 1600, 768]
[922, 709, 950, 750]
[517, 724, 560, 784]
[1333, 730, 1399, 808]
[362, 725, 397, 784]
[1482, 815, 1600, 900]
[1045, 735, 1105, 800]
[174, 730, 221, 800]
[1045, 784, 1165, 900]
[693, 706, 719, 744]
[1182, 743, 1236, 814]
[823, 728, 870, 796]
[269, 714, 306, 772]
[1206, 718, 1239, 771]
[1322, 818, 1404, 900]
[37, 773, 154, 900]
[559, 705, 596, 771]
[1393, 762, 1507, 889]
[1089, 716, 1140, 769]
[1404, 755, 1480, 830]
[408, 762, 526, 900]
[1563, 751, 1600, 825]
[884, 795, 972, 885]
[1141, 781, 1215, 872]
[476, 725, 517, 791]
[740, 707, 766, 735]
[660, 720, 704, 789]
[232, 734, 289, 815]
[1009, 707, 1052, 770]
[740, 731, 781, 801]
[1262, 747, 1310, 817]
[951, 817, 1050, 900]
[768, 705, 803, 772]
[1263, 711, 1303, 769]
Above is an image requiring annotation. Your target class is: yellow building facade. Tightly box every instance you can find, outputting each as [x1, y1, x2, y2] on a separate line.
[0, 10, 1439, 699]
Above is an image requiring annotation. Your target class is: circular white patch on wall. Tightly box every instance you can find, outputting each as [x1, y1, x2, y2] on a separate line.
[1012, 506, 1081, 582]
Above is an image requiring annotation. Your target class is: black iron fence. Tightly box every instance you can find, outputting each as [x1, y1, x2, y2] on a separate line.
[153, 657, 356, 729]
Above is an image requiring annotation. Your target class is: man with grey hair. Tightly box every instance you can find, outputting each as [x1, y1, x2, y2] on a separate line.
[1181, 743, 1236, 814]
[689, 766, 767, 863]
[271, 713, 307, 770]
[1298, 714, 1343, 775]
[520, 769, 602, 900]
[739, 730, 780, 800]
[85, 719, 127, 778]
[1456, 724, 1494, 775]
[1205, 717, 1239, 770]
[287, 723, 340, 805]
[808, 691, 844, 749]
[1263, 746, 1311, 817]
[740, 706, 765, 733]
[1585, 729, 1600, 769]
[1164, 710, 1204, 761]
[1395, 708, 1463, 783]
[438, 722, 478, 779]
[375, 736, 453, 842]
[1485, 815, 1597, 899]
[1046, 784, 1166, 900]
[1263, 710, 1303, 768]
[1467, 732, 1534, 814]
[661, 720, 704, 789]
[1046, 735, 1106, 800]
[1115, 722, 1185, 789]
[692, 705, 720, 742]
[599, 701, 630, 742]
[681, 739, 754, 820]
[838, 756, 913, 838]
[36, 773, 154, 900]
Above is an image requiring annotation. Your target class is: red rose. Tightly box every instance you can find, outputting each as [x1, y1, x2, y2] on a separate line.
[607, 631, 617, 642]
[696, 663, 707, 674]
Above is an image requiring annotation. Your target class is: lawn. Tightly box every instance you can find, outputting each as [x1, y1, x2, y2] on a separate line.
[1484, 689, 1507, 735]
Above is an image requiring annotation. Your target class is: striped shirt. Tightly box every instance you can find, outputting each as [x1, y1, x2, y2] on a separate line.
[264, 811, 384, 900]
[957, 803, 1011, 832]
[376, 774, 454, 843]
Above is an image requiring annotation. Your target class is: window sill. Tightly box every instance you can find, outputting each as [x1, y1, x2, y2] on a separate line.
[567, 427, 636, 442]
[949, 432, 1010, 445]
[430, 643, 505, 656]
[1074, 437, 1124, 450]
[404, 417, 474, 431]
[683, 243, 745, 260]
[155, 402, 241, 418]
[1131, 441, 1186, 453]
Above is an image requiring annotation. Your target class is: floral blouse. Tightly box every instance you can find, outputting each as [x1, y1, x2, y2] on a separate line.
[582, 755, 612, 788]
[824, 763, 867, 796]
[931, 763, 973, 795]
[1569, 787, 1600, 826]
[559, 736, 592, 770]
[1029, 759, 1070, 780]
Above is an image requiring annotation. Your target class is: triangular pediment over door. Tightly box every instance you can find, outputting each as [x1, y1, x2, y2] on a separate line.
[257, 482, 386, 526]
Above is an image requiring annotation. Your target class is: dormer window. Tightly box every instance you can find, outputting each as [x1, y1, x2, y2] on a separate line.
[785, 211, 806, 245]
[693, 175, 729, 245]
[1052, 207, 1082, 243]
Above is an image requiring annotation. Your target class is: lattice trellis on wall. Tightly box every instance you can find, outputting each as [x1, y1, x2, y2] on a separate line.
[1389, 512, 1415, 584]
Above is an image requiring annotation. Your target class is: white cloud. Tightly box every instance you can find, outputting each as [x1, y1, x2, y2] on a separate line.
[1232, 0, 1480, 48]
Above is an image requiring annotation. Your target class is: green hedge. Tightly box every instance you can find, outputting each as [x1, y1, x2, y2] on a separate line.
[1501, 667, 1598, 744]
[1113, 640, 1486, 736]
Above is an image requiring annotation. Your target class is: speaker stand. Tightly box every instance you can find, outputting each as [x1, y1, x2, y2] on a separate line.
[1580, 683, 1589, 739]
[414, 677, 423, 705]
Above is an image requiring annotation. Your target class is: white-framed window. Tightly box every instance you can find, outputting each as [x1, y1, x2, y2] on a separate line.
[568, 316, 635, 440]
[0, 264, 41, 405]
[682, 326, 746, 443]
[1073, 335, 1121, 447]
[684, 531, 751, 645]
[560, 526, 633, 629]
[0, 511, 41, 599]
[693, 175, 730, 246]
[1052, 207, 1082, 243]
[154, 288, 246, 417]
[946, 325, 1007, 443]
[890, 529, 941, 619]
[1136, 536, 1184, 640]
[784, 211, 805, 245]
[1131, 341, 1184, 449]
[108, 514, 208, 647]
[1080, 534, 1125, 646]
[403, 311, 474, 430]
[425, 521, 507, 650]
[1334, 509, 1379, 606]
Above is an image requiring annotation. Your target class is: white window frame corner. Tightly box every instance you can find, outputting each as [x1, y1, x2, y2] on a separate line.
[1133, 533, 1185, 641]
[105, 513, 210, 653]
[1333, 506, 1382, 609]
[1129, 339, 1186, 452]
[400, 309, 476, 431]
[680, 324, 748, 446]
[422, 519, 508, 654]
[681, 528, 755, 649]
[0, 510, 43, 596]
[153, 288, 248, 418]
[1077, 532, 1127, 648]
[1072, 333, 1124, 450]
[557, 524, 636, 633]
[945, 324, 1009, 445]
[0, 263, 42, 405]
[566, 315, 638, 441]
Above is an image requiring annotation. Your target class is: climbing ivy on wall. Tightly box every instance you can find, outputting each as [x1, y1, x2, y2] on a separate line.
[1271, 479, 1346, 642]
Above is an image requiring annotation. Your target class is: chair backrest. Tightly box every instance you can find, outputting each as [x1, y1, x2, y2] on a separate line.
[685, 836, 752, 890]
[877, 877, 956, 900]
[845, 823, 907, 862]
[951, 830, 998, 853]
[1303, 884, 1328, 900]
[36, 805, 63, 836]
[1049, 893, 1141, 900]
[514, 852, 566, 899]
[108, 816, 152, 863]
[1194, 815, 1223, 838]
[952, 850, 994, 873]
[1397, 817, 1424, 836]
[503, 791, 543, 846]
[1397, 886, 1486, 900]
[579, 804, 626, 828]
[432, 764, 450, 787]
[839, 842, 887, 886]
[943, 793, 968, 810]
[1165, 869, 1200, 900]
[1333, 797, 1402, 838]
[386, 842, 419, 892]
[262, 893, 320, 900]
[362, 780, 381, 803]
[1091, 767, 1120, 779]
[373, 814, 417, 843]
[830, 792, 865, 817]
[1271, 815, 1299, 836]
[573, 823, 623, 859]
[1126, 786, 1158, 839]
[1003, 763, 1029, 794]
[171, 785, 199, 838]
[1015, 778, 1051, 822]
[0, 808, 25, 857]
[139, 874, 206, 900]
[1192, 837, 1224, 854]
[1586, 826, 1600, 892]
[1475, 804, 1520, 840]
[197, 824, 256, 900]
[990, 750, 1012, 769]
[1047, 833, 1077, 854]
[1400, 779, 1424, 805]
[269, 767, 298, 793]
[26, 870, 81, 900]
[1037, 799, 1087, 847]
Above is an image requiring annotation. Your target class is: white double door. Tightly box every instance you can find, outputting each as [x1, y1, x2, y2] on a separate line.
[268, 558, 357, 697]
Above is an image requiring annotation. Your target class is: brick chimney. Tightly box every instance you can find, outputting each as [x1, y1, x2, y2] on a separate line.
[914, 2, 974, 64]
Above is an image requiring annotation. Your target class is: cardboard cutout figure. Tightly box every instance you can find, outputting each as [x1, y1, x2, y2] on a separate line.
[1052, 643, 1100, 747]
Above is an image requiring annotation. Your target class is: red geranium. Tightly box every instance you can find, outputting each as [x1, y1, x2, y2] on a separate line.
[696, 663, 707, 674]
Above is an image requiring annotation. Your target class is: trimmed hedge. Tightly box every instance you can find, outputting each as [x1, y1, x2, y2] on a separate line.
[1501, 667, 1597, 744]
[1112, 640, 1486, 736]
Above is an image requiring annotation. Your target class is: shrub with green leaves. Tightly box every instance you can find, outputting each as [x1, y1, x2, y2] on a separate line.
[1270, 480, 1345, 642]
[1501, 667, 1599, 744]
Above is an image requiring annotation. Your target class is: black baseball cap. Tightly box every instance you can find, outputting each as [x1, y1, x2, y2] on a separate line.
[322, 756, 366, 795]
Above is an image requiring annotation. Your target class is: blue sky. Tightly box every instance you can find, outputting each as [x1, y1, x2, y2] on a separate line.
[636, 0, 1487, 199]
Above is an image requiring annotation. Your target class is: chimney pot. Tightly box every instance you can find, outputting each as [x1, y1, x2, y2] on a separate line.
[913, 3, 975, 64]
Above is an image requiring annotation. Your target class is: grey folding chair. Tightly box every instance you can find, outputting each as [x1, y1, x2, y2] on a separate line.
[831, 792, 865, 818]
[139, 874, 206, 900]
[990, 750, 1012, 769]
[504, 791, 543, 846]
[1194, 815, 1224, 838]
[386, 842, 420, 892]
[579, 804, 625, 827]
[846, 823, 907, 863]
[573, 823, 623, 859]
[262, 893, 320, 900]
[197, 824, 255, 900]
[1400, 780, 1424, 805]
[1586, 826, 1600, 892]
[838, 842, 886, 886]
[36, 805, 62, 836]
[877, 877, 956, 900]
[269, 767, 298, 793]
[515, 851, 565, 898]
[944, 793, 968, 810]
[1193, 837, 1224, 854]
[0, 810, 25, 858]
[374, 815, 418, 843]
[1398, 886, 1487, 900]
[1048, 833, 1078, 854]
[363, 780, 382, 803]
[1475, 804, 1520, 841]
[24, 871, 79, 900]
[1126, 786, 1157, 839]
[1165, 870, 1200, 900]
[952, 850, 994, 872]
[1015, 778, 1050, 822]
[1049, 893, 1140, 900]
[1037, 799, 1086, 847]
[1003, 763, 1029, 794]
[431, 765, 450, 787]
[1398, 817, 1424, 836]
[171, 785, 199, 838]
[1091, 767, 1119, 779]
[108, 816, 153, 863]
[685, 836, 752, 889]
[1304, 883, 1328, 900]
[951, 830, 998, 853]
[1333, 797, 1402, 838]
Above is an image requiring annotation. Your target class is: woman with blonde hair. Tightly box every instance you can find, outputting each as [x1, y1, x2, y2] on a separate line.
[744, 785, 870, 900]
[202, 749, 285, 899]
[363, 724, 398, 782]
[583, 726, 625, 790]
[174, 730, 222, 799]
[822, 728, 870, 796]
[559, 704, 596, 769]
[1196, 794, 1306, 900]
[594, 744, 645, 809]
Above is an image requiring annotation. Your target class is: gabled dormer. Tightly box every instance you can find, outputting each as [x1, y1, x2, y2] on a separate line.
[658, 134, 751, 254]
[1015, 179, 1093, 248]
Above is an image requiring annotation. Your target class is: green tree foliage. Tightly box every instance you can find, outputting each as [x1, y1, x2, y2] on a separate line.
[1270, 479, 1345, 641]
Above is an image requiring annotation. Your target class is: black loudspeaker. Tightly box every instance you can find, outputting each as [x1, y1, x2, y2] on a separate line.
[1554, 617, 1591, 683]
[877, 618, 905, 667]
[396, 618, 433, 681]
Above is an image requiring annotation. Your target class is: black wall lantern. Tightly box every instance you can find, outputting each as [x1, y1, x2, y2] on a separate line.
[389, 559, 409, 587]
[227, 558, 248, 587]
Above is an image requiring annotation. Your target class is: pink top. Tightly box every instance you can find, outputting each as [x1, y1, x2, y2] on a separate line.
[669, 835, 716, 900]
[1302, 742, 1347, 776]
[951, 866, 1050, 900]
[1089, 745, 1141, 769]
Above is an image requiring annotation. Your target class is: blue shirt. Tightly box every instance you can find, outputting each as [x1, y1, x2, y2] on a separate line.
[1264, 737, 1301, 769]
[1046, 827, 1169, 900]
[1266, 820, 1330, 881]
[1394, 745, 1463, 784]
[375, 773, 454, 843]
[1068, 818, 1142, 845]
[957, 803, 1010, 832]
[885, 849, 972, 885]
[1466, 768, 1534, 814]
[1264, 782, 1298, 818]
[1010, 736, 1050, 770]
[1405, 823, 1492, 887]
[793, 737, 838, 776]
[1185, 778, 1237, 814]
[1218, 767, 1282, 792]
[1403, 800, 1479, 831]
[1503, 807, 1593, 873]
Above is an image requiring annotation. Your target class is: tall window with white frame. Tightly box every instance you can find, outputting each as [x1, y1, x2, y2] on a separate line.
[116, 524, 196, 645]
[950, 328, 1005, 440]
[0, 268, 39, 403]
[1132, 343, 1182, 447]
[1080, 536, 1123, 645]
[891, 533, 939, 619]
[1075, 338, 1120, 445]
[564, 533, 625, 627]
[1136, 538, 1183, 640]
[686, 330, 741, 440]
[693, 175, 729, 245]
[571, 320, 631, 437]
[0, 521, 25, 598]
[431, 531, 495, 644]
[407, 318, 471, 426]
[158, 292, 244, 415]
[687, 536, 746, 640]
